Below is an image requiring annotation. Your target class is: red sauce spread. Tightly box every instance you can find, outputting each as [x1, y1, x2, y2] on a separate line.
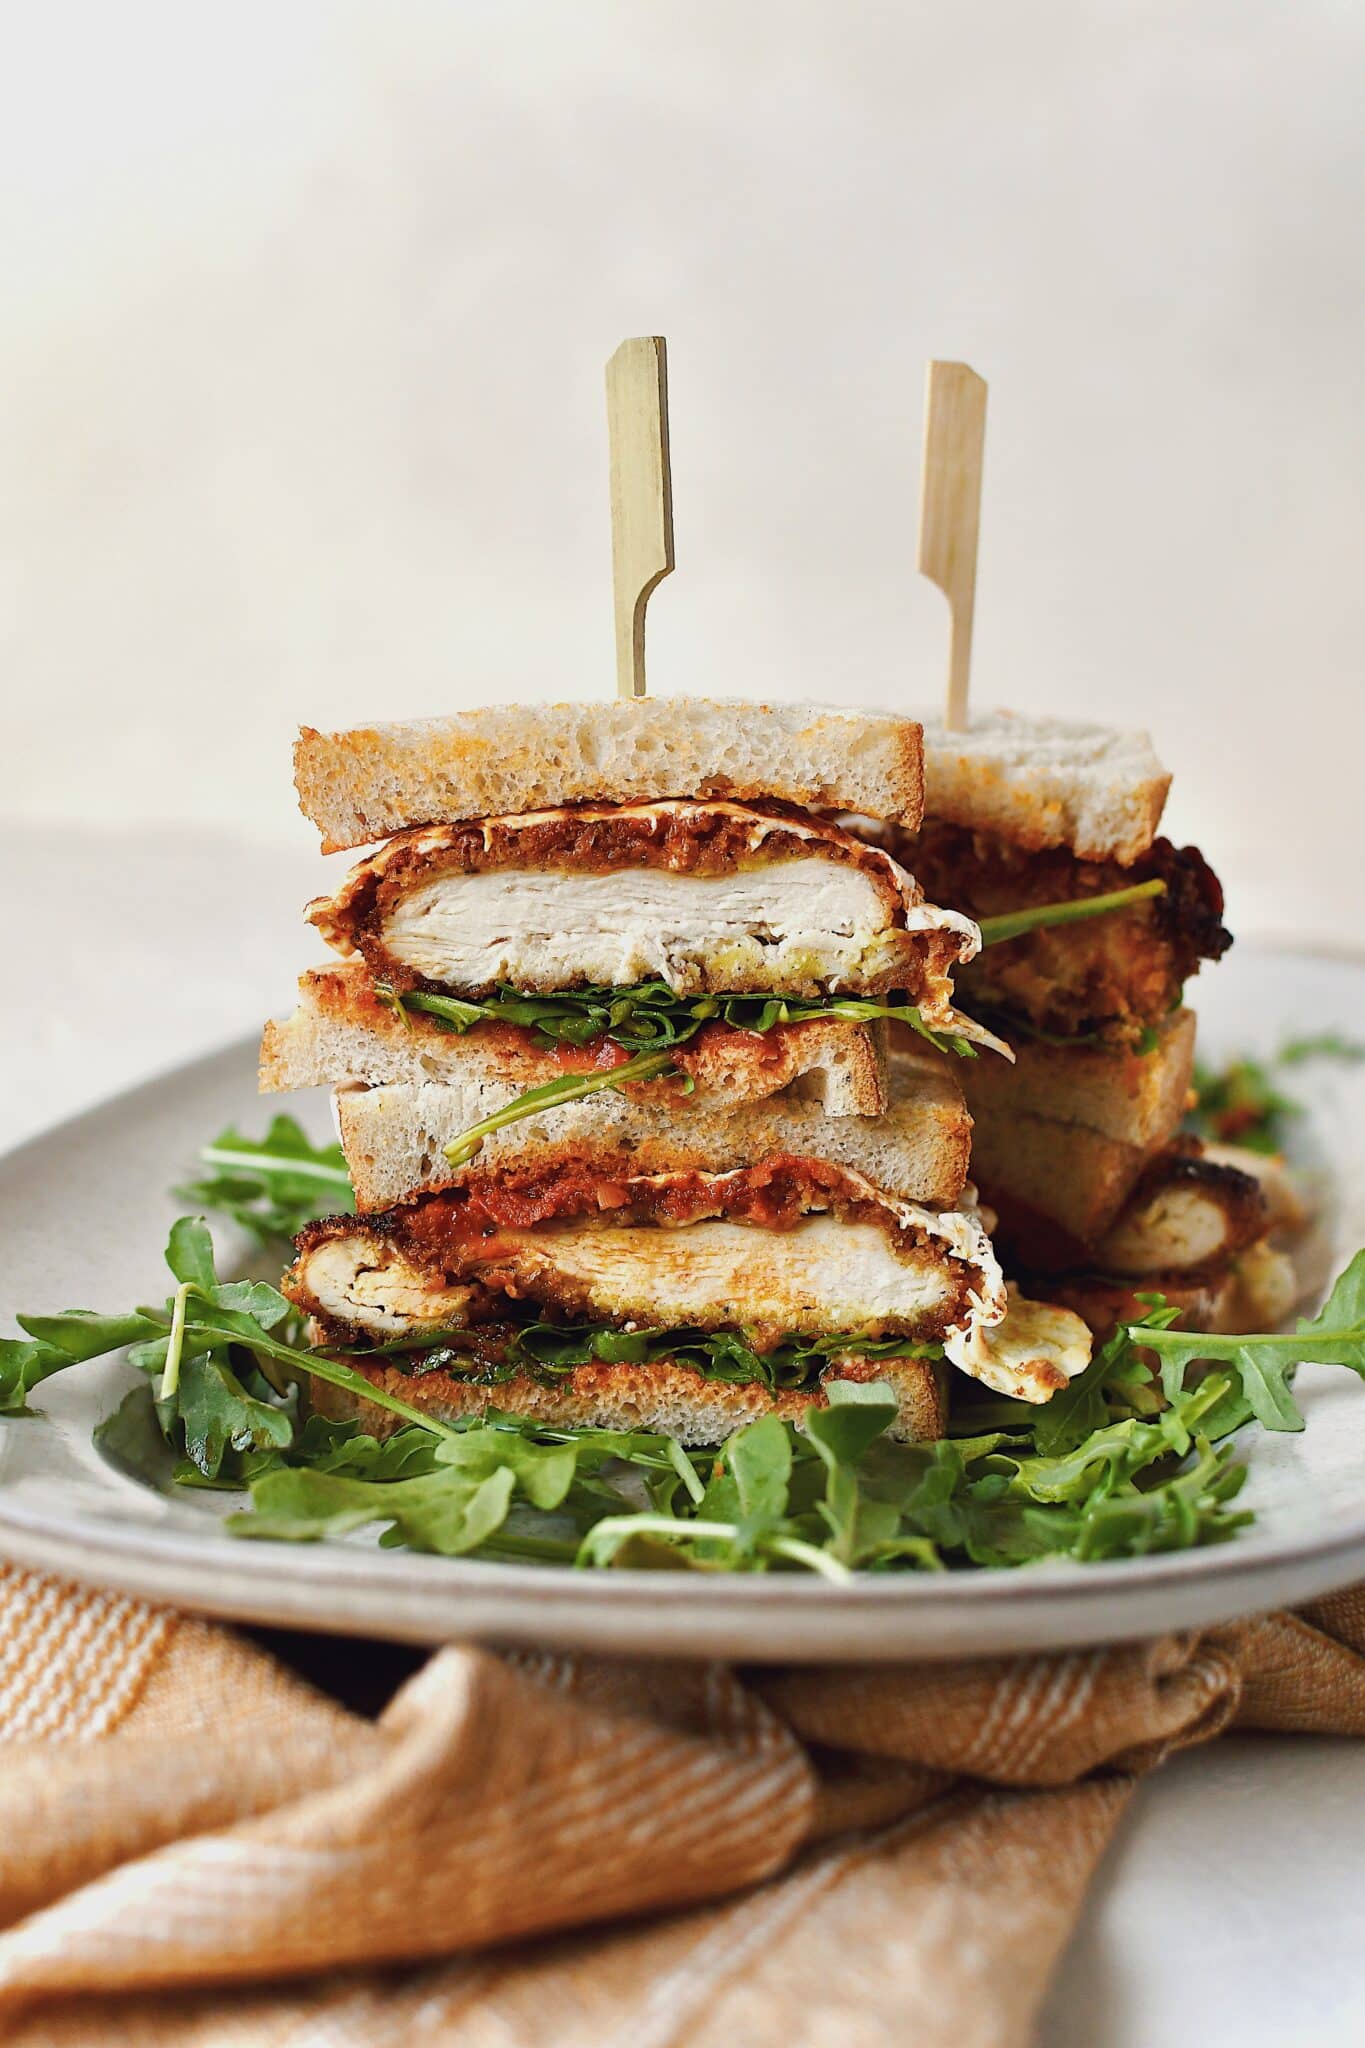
[395, 1155, 892, 1246]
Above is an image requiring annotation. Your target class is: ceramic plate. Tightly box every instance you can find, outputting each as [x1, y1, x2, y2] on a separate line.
[1, 944, 1362, 1662]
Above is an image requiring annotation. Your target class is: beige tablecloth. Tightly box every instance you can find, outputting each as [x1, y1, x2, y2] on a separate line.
[1, 1561, 1363, 2046]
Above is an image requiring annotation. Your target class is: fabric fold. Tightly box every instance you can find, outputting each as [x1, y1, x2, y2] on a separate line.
[0, 1560, 1362, 2046]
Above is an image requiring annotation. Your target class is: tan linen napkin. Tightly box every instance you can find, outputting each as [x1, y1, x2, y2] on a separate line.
[1, 1562, 1363, 2047]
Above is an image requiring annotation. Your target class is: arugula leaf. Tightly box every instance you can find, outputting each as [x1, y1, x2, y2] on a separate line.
[374, 1320, 941, 1394]
[232, 1425, 582, 1552]
[232, 1461, 518, 1554]
[177, 1117, 353, 1244]
[1031, 1301, 1180, 1456]
[1280, 1034, 1365, 1068]
[389, 982, 978, 1063]
[168, 1350, 294, 1479]
[1137, 1250, 1365, 1431]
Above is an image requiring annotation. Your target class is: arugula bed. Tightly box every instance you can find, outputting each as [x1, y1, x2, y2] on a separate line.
[3, 1110, 1363, 1580]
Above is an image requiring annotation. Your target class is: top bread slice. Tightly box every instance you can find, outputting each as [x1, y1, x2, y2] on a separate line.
[295, 697, 924, 851]
[918, 709, 1170, 865]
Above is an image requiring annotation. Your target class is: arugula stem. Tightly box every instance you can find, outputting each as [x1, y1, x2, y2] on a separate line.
[296, 1351, 464, 1439]
[197, 1144, 353, 1190]
[765, 1535, 853, 1582]
[576, 1513, 739, 1565]
[979, 878, 1165, 948]
[444, 1049, 679, 1165]
[159, 1284, 194, 1402]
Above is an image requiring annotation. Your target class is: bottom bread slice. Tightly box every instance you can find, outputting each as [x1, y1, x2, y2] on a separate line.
[308, 1350, 947, 1446]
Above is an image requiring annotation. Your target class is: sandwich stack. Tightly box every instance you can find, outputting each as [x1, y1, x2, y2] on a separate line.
[261, 697, 1092, 1446]
[872, 708, 1303, 1341]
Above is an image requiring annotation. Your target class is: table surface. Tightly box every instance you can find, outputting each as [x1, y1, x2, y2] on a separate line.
[7, 821, 1365, 2047]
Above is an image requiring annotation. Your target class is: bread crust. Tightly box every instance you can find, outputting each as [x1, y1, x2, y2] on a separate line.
[966, 1111, 1156, 1256]
[294, 698, 925, 851]
[306, 1351, 946, 1446]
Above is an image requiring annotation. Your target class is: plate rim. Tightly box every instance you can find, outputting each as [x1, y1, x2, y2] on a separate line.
[2, 941, 1363, 1656]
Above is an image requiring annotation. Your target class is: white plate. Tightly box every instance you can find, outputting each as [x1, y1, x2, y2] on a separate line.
[1, 944, 1363, 1661]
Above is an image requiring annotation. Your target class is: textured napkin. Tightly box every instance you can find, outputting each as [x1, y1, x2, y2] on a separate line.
[1, 1561, 1363, 2047]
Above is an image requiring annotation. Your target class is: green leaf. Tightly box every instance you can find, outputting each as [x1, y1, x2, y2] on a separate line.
[0, 1337, 79, 1413]
[15, 1310, 166, 1361]
[1139, 1251, 1365, 1432]
[700, 1413, 792, 1533]
[166, 1218, 217, 1291]
[168, 1350, 294, 1480]
[1032, 1302, 1179, 1456]
[231, 1463, 517, 1554]
[177, 1117, 353, 1245]
[392, 982, 980, 1064]
[804, 1381, 899, 1467]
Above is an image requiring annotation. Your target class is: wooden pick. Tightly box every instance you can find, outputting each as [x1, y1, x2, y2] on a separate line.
[606, 336, 675, 699]
[917, 361, 987, 732]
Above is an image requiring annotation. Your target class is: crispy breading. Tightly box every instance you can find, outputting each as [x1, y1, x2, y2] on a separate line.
[286, 1160, 981, 1345]
[885, 820, 1230, 1044]
[307, 800, 976, 1005]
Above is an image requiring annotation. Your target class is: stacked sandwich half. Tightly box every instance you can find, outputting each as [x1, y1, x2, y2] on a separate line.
[262, 698, 1092, 1444]
[876, 710, 1301, 1340]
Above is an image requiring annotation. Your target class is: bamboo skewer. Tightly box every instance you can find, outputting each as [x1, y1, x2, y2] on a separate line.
[606, 336, 675, 699]
[917, 361, 987, 732]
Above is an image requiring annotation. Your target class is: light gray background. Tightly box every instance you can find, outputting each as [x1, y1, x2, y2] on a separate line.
[4, 0, 1364, 939]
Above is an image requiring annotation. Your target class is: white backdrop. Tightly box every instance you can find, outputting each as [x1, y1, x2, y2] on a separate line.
[3, 0, 1363, 943]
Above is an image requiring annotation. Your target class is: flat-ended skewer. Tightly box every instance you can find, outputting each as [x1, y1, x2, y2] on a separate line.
[917, 360, 987, 733]
[606, 336, 675, 699]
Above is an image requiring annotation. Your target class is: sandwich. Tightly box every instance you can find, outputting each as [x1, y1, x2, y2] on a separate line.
[270, 701, 1013, 1143]
[266, 697, 1094, 1445]
[284, 1061, 1091, 1441]
[863, 709, 1305, 1339]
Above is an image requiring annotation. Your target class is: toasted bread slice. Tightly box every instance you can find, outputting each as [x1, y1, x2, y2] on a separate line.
[307, 1350, 947, 1446]
[295, 698, 924, 852]
[918, 709, 1170, 864]
[331, 1047, 972, 1212]
[963, 1106, 1154, 1258]
[261, 965, 891, 1118]
[978, 1128, 1268, 1279]
[956, 1009, 1196, 1150]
